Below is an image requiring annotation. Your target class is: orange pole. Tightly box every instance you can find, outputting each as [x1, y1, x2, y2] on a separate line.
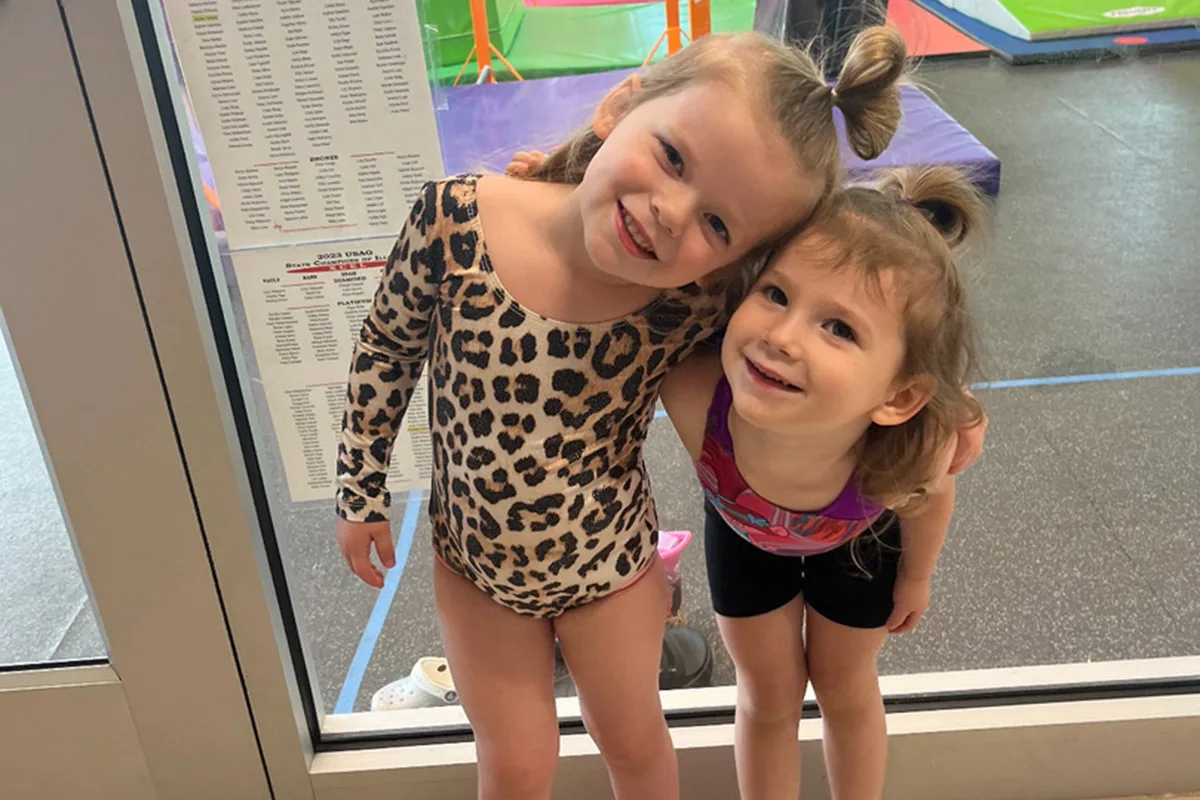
[203, 182, 221, 212]
[452, 45, 476, 87]
[666, 0, 682, 54]
[689, 0, 710, 40]
[468, 0, 494, 81]
[643, 30, 669, 66]
[490, 45, 524, 82]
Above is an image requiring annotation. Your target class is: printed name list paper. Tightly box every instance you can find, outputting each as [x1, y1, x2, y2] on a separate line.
[236, 243, 433, 501]
[166, 0, 442, 249]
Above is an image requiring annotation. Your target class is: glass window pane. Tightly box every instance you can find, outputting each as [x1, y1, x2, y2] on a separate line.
[146, 0, 1200, 749]
[0, 321, 106, 668]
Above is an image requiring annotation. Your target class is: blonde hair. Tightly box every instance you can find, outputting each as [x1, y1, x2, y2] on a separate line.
[521, 27, 906, 304]
[527, 27, 906, 202]
[786, 166, 988, 515]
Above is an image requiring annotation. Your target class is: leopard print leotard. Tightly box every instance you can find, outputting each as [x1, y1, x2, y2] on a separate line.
[337, 176, 727, 618]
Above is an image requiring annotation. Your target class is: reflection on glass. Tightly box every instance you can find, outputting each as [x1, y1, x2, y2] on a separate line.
[0, 325, 105, 668]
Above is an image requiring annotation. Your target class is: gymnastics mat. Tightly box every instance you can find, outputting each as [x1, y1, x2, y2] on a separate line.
[434, 0, 757, 83]
[940, 0, 1199, 41]
[888, 0, 989, 56]
[438, 68, 1001, 194]
[914, 0, 1200, 62]
[437, 0, 985, 84]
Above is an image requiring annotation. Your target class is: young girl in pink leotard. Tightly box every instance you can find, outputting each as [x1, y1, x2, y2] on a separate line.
[662, 165, 989, 799]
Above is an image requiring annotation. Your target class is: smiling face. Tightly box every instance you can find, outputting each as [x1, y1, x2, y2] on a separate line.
[720, 231, 931, 437]
[575, 78, 820, 290]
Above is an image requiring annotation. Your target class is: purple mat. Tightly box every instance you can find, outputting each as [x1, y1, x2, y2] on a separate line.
[190, 68, 1000, 227]
[438, 70, 1001, 195]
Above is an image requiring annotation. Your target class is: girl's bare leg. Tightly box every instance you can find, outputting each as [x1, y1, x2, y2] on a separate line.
[434, 560, 559, 800]
[555, 560, 678, 800]
[805, 605, 889, 800]
[716, 593, 808, 800]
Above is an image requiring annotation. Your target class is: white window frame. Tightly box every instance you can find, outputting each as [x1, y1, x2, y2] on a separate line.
[0, 0, 279, 795]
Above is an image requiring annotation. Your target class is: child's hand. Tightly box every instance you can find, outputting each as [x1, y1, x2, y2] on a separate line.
[336, 517, 395, 589]
[887, 575, 932, 634]
[948, 397, 988, 475]
[505, 150, 547, 177]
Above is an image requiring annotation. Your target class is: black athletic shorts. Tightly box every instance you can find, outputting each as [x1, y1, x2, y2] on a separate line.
[704, 501, 902, 629]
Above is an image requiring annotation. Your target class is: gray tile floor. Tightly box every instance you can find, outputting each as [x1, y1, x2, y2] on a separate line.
[4, 53, 1198, 719]
[0, 340, 105, 667]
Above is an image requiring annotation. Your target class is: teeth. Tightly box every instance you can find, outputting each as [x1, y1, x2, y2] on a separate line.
[621, 207, 655, 255]
[753, 362, 798, 390]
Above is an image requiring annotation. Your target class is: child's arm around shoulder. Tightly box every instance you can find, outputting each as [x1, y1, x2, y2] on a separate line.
[660, 346, 724, 462]
[887, 394, 985, 632]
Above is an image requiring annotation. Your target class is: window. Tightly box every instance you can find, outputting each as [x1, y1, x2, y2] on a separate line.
[145, 0, 1200, 758]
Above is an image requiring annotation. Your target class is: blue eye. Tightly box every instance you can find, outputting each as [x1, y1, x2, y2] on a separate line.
[823, 319, 857, 342]
[707, 214, 729, 243]
[660, 138, 684, 174]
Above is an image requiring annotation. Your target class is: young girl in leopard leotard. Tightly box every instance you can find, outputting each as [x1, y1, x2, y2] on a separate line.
[335, 28, 913, 800]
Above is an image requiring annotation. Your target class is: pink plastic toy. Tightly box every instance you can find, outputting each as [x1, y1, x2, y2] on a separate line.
[658, 530, 691, 625]
[657, 529, 691, 578]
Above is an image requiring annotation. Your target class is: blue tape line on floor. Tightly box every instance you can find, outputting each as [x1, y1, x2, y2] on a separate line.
[334, 489, 424, 715]
[973, 366, 1200, 389]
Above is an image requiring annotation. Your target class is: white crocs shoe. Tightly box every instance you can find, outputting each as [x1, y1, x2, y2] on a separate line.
[370, 657, 458, 711]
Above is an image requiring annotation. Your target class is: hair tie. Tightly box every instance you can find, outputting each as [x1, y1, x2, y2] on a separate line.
[808, 84, 837, 106]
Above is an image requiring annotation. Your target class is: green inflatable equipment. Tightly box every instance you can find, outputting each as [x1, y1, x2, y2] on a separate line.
[425, 0, 527, 72]
[427, 0, 758, 84]
[941, 0, 1200, 40]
